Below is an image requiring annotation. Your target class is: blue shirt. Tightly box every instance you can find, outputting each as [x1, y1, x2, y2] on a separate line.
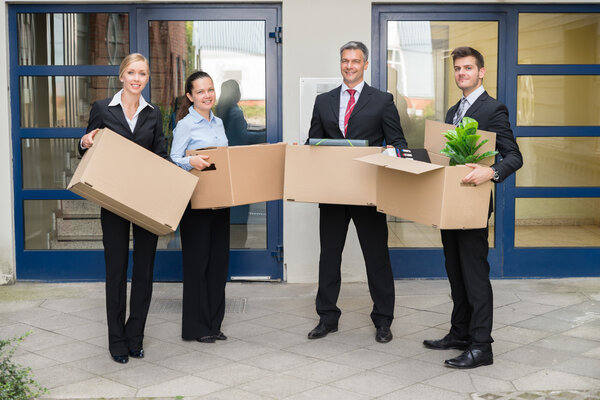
[170, 106, 228, 171]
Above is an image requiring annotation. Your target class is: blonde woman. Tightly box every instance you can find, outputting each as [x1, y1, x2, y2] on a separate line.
[79, 53, 169, 364]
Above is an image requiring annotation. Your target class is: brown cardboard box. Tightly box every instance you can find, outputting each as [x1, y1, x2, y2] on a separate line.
[187, 142, 286, 209]
[284, 145, 381, 206]
[356, 120, 496, 229]
[67, 128, 198, 236]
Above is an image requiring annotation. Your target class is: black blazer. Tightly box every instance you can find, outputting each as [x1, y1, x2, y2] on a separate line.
[80, 97, 169, 159]
[309, 83, 407, 148]
[445, 91, 523, 182]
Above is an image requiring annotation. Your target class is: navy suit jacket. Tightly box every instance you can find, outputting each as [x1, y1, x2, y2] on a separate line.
[308, 83, 407, 149]
[80, 97, 169, 160]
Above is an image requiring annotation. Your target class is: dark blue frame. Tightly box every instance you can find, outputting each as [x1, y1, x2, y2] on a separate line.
[373, 4, 600, 278]
[10, 4, 283, 281]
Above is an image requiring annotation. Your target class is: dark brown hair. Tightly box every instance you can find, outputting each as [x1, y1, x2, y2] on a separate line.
[175, 70, 213, 122]
[451, 46, 485, 69]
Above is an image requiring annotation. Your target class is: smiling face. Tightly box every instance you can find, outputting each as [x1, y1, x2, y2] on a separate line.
[340, 49, 368, 88]
[120, 60, 149, 96]
[186, 77, 216, 118]
[453, 55, 485, 97]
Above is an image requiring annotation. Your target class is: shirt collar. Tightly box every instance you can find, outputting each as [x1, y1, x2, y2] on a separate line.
[341, 80, 365, 95]
[463, 85, 485, 105]
[108, 89, 154, 109]
[188, 105, 215, 123]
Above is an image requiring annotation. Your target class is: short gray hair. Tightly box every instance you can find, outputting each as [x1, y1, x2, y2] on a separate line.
[340, 41, 369, 62]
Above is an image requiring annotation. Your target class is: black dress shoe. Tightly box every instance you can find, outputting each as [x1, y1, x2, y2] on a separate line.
[197, 335, 216, 343]
[375, 326, 393, 343]
[444, 346, 493, 369]
[423, 334, 470, 350]
[129, 349, 144, 358]
[214, 331, 227, 340]
[112, 354, 129, 364]
[307, 322, 338, 339]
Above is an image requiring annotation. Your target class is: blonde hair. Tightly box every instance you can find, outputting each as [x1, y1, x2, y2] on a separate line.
[119, 53, 149, 78]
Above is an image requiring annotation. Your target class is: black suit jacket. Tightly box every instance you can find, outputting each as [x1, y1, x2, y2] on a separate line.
[80, 97, 169, 159]
[309, 83, 407, 148]
[445, 91, 522, 182]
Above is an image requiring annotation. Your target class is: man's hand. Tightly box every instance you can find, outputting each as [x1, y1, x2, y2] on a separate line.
[190, 154, 211, 170]
[462, 163, 494, 186]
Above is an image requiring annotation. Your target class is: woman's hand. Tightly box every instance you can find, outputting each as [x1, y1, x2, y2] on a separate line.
[81, 129, 99, 149]
[190, 154, 211, 170]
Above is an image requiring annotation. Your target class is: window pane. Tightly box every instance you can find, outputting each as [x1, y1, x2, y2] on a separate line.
[515, 198, 600, 247]
[20, 76, 118, 128]
[518, 13, 600, 65]
[22, 138, 80, 189]
[517, 75, 600, 126]
[516, 137, 600, 187]
[17, 13, 129, 65]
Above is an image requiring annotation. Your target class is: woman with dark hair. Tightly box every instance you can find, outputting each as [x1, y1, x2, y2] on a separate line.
[80, 53, 168, 364]
[170, 71, 230, 343]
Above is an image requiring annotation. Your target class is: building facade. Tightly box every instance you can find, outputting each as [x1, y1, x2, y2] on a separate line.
[1, 0, 599, 284]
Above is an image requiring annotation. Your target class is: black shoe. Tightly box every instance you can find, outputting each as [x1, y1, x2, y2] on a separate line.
[214, 331, 227, 341]
[112, 354, 129, 364]
[375, 326, 393, 343]
[444, 346, 493, 369]
[423, 334, 470, 350]
[129, 349, 144, 358]
[307, 322, 338, 339]
[197, 335, 216, 343]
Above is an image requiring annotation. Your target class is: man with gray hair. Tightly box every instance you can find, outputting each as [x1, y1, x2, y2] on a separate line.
[307, 41, 407, 343]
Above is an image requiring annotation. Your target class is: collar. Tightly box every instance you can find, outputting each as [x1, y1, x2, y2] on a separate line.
[108, 89, 154, 109]
[462, 85, 485, 106]
[341, 80, 366, 96]
[188, 105, 215, 123]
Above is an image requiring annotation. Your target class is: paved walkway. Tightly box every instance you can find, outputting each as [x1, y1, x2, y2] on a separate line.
[0, 278, 599, 399]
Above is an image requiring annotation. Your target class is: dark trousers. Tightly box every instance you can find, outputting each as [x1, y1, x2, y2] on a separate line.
[316, 204, 395, 328]
[101, 208, 157, 356]
[441, 227, 493, 345]
[180, 205, 230, 339]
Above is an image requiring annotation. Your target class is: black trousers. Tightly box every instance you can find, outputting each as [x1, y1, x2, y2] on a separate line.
[101, 208, 157, 356]
[316, 204, 395, 328]
[441, 227, 493, 345]
[180, 205, 230, 339]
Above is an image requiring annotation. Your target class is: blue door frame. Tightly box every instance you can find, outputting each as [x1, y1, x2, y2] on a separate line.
[9, 4, 283, 281]
[373, 4, 600, 278]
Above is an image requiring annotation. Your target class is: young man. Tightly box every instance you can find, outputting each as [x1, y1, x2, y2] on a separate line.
[423, 47, 523, 368]
[307, 41, 407, 343]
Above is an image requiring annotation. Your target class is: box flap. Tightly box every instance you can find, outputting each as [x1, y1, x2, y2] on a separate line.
[355, 153, 444, 175]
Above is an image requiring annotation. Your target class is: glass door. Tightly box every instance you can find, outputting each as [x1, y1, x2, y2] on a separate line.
[372, 6, 507, 278]
[137, 6, 283, 281]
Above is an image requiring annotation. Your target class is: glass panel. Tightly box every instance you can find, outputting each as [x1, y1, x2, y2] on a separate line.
[148, 20, 267, 249]
[24, 199, 181, 250]
[386, 20, 498, 247]
[387, 21, 498, 148]
[17, 13, 129, 65]
[516, 137, 600, 187]
[518, 13, 600, 65]
[20, 76, 118, 128]
[517, 75, 600, 126]
[515, 198, 600, 247]
[22, 138, 80, 189]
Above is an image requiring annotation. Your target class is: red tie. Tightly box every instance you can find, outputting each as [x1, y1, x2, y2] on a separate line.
[344, 89, 356, 136]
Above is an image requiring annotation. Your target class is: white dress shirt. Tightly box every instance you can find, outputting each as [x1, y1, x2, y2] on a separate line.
[338, 80, 365, 134]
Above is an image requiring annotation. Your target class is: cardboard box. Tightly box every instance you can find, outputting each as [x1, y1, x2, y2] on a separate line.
[356, 120, 496, 229]
[187, 142, 286, 209]
[67, 128, 198, 236]
[284, 145, 381, 206]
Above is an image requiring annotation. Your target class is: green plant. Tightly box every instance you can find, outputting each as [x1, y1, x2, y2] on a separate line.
[0, 332, 47, 400]
[440, 117, 498, 166]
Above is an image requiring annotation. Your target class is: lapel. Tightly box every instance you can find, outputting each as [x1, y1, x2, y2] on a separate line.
[108, 104, 133, 136]
[446, 99, 461, 124]
[328, 86, 341, 123]
[464, 91, 489, 119]
[348, 83, 372, 120]
[134, 106, 152, 135]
